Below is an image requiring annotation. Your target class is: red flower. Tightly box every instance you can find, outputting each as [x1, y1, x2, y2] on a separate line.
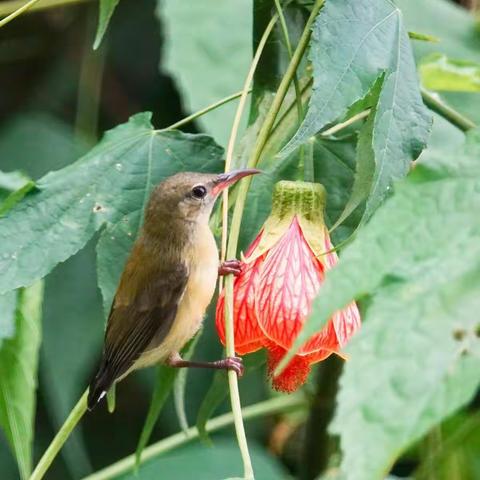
[216, 181, 360, 392]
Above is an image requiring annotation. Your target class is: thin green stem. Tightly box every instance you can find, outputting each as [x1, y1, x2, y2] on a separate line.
[273, 0, 303, 120]
[273, 0, 308, 182]
[161, 90, 251, 132]
[421, 87, 476, 132]
[74, 4, 106, 145]
[321, 109, 370, 137]
[82, 395, 306, 480]
[0, 0, 89, 16]
[221, 14, 278, 480]
[0, 0, 41, 27]
[227, 0, 324, 260]
[304, 136, 315, 183]
[29, 390, 88, 480]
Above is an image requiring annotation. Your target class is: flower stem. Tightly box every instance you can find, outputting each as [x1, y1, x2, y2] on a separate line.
[304, 136, 315, 183]
[273, 0, 303, 120]
[0, 0, 89, 17]
[29, 390, 88, 480]
[81, 395, 306, 480]
[421, 87, 476, 132]
[227, 0, 325, 258]
[321, 109, 371, 137]
[163, 90, 251, 132]
[221, 14, 278, 480]
[0, 0, 41, 28]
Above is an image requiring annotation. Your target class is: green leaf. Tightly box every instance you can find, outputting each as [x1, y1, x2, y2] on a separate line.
[330, 106, 376, 230]
[173, 332, 202, 434]
[0, 290, 17, 346]
[0, 113, 94, 477]
[93, 0, 121, 50]
[397, 0, 480, 124]
[0, 112, 223, 298]
[157, 0, 252, 146]
[288, 130, 480, 356]
[0, 282, 43, 480]
[196, 369, 228, 443]
[120, 439, 286, 480]
[195, 352, 266, 444]
[277, 132, 480, 479]
[282, 0, 431, 218]
[135, 366, 178, 468]
[331, 269, 480, 480]
[420, 53, 480, 92]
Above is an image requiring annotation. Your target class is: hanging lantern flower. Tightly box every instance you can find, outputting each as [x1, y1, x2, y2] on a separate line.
[216, 180, 360, 393]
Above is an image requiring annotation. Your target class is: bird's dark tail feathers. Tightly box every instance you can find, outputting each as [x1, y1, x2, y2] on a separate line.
[87, 360, 113, 410]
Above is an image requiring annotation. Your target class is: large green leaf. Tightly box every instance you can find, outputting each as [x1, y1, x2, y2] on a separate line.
[157, 0, 252, 147]
[0, 113, 224, 299]
[279, 132, 480, 479]
[0, 113, 94, 477]
[282, 0, 431, 219]
[0, 282, 43, 480]
[331, 268, 480, 480]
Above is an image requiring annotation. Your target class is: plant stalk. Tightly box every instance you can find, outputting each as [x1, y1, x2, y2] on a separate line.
[82, 395, 306, 480]
[163, 90, 251, 132]
[421, 87, 476, 132]
[227, 0, 325, 259]
[0, 0, 90, 17]
[0, 0, 42, 28]
[221, 14, 278, 480]
[273, 0, 303, 120]
[29, 390, 88, 480]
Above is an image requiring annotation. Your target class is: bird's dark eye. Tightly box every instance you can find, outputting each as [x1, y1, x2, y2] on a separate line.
[191, 185, 207, 199]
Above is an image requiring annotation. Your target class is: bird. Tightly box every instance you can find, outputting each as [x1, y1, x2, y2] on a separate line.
[87, 168, 260, 410]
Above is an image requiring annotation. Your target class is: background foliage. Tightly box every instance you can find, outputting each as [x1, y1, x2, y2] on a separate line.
[0, 0, 479, 479]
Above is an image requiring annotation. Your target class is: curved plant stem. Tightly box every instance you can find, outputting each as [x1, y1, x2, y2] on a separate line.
[421, 87, 476, 132]
[273, 0, 303, 120]
[321, 109, 370, 137]
[227, 0, 325, 259]
[163, 89, 251, 132]
[273, 0, 309, 181]
[81, 395, 306, 480]
[29, 390, 88, 480]
[0, 0, 41, 27]
[0, 0, 89, 17]
[221, 14, 278, 480]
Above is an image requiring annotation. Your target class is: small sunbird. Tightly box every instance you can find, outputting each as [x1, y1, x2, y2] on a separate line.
[88, 168, 260, 410]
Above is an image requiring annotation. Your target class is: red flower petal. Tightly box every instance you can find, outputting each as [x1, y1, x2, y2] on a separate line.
[266, 344, 311, 393]
[215, 231, 266, 354]
[256, 216, 324, 350]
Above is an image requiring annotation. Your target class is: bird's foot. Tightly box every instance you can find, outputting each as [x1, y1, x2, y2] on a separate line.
[218, 259, 243, 276]
[167, 354, 244, 377]
[214, 356, 244, 377]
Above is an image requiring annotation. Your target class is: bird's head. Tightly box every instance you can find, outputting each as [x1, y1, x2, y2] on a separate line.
[145, 169, 261, 227]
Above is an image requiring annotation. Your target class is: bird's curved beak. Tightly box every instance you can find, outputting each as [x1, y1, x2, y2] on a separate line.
[212, 168, 261, 195]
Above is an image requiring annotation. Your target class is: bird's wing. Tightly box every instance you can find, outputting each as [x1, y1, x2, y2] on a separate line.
[88, 262, 188, 408]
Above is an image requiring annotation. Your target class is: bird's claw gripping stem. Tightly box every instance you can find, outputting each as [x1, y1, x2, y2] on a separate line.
[218, 259, 243, 276]
[167, 354, 244, 377]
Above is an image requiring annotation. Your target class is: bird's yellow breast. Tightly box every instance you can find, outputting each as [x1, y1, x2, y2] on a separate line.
[134, 224, 218, 368]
